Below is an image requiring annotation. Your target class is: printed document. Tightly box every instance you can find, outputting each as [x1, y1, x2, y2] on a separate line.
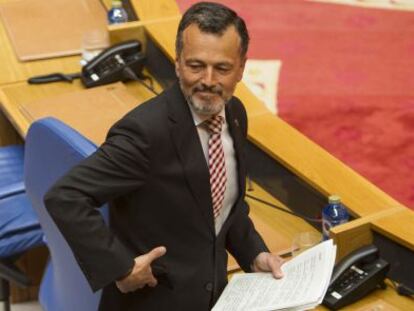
[213, 239, 336, 311]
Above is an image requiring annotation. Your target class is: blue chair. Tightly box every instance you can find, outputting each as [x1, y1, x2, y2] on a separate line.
[0, 144, 42, 311]
[0, 153, 43, 311]
[24, 117, 107, 311]
[0, 145, 25, 199]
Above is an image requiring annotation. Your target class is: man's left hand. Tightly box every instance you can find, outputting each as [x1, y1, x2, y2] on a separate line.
[251, 252, 285, 279]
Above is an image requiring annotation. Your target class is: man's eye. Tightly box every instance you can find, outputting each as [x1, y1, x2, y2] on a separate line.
[188, 64, 203, 71]
[217, 67, 231, 73]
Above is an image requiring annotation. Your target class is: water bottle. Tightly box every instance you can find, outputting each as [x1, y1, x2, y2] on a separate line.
[107, 0, 128, 24]
[322, 195, 349, 240]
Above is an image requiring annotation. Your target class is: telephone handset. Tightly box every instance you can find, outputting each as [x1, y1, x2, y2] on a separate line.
[323, 244, 390, 310]
[81, 40, 145, 88]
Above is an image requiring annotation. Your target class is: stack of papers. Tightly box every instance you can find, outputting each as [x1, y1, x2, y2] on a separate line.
[213, 239, 336, 311]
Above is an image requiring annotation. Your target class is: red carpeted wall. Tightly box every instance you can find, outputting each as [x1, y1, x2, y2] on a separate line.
[176, 0, 414, 209]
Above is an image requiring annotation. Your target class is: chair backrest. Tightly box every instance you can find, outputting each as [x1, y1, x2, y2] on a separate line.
[24, 117, 107, 311]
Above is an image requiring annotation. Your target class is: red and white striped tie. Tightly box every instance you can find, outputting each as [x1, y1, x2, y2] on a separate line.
[205, 115, 227, 218]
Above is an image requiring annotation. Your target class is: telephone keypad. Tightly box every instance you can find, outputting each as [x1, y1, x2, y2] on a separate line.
[336, 265, 369, 293]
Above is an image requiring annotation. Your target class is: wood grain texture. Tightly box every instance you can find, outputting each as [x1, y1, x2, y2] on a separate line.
[131, 0, 180, 20]
[0, 81, 160, 140]
[0, 108, 20, 145]
[372, 209, 414, 251]
[144, 18, 180, 62]
[0, 16, 81, 85]
[0, 0, 107, 61]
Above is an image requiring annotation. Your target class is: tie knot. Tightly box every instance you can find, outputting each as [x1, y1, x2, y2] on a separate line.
[205, 115, 224, 134]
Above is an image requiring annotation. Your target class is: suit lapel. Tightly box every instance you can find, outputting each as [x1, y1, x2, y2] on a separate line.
[225, 102, 246, 208]
[167, 84, 215, 234]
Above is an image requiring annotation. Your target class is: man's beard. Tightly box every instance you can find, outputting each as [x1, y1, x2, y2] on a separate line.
[180, 82, 229, 116]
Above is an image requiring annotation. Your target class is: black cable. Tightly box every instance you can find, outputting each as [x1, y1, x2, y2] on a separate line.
[245, 193, 322, 223]
[390, 280, 414, 298]
[122, 67, 160, 96]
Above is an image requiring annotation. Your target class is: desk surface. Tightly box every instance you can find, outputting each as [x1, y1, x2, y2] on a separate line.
[0, 79, 159, 142]
[0, 12, 80, 86]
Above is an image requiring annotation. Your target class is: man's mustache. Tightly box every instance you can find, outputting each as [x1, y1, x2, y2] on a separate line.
[192, 84, 223, 96]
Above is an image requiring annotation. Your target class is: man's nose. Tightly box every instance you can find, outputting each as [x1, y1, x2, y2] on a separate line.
[201, 67, 216, 86]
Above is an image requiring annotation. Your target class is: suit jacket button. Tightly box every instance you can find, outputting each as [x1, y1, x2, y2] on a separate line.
[205, 282, 213, 292]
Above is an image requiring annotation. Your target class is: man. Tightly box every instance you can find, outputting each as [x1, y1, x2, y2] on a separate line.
[45, 2, 284, 310]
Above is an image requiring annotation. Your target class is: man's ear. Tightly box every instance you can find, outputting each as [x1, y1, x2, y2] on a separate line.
[237, 56, 247, 82]
[175, 56, 180, 78]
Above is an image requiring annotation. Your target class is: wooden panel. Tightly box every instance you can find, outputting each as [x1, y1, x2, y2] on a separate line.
[107, 17, 179, 53]
[234, 83, 272, 118]
[0, 108, 20, 145]
[10, 246, 48, 303]
[144, 18, 180, 62]
[101, 0, 111, 10]
[372, 209, 414, 251]
[131, 0, 180, 21]
[129, 0, 180, 63]
[108, 21, 147, 48]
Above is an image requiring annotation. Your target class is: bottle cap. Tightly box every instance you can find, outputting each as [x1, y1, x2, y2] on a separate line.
[112, 0, 122, 7]
[328, 195, 341, 204]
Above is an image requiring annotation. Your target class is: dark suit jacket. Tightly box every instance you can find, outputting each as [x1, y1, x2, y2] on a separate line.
[44, 82, 269, 311]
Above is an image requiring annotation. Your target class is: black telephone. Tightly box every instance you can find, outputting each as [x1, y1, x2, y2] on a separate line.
[80, 39, 145, 88]
[28, 40, 146, 87]
[323, 244, 390, 310]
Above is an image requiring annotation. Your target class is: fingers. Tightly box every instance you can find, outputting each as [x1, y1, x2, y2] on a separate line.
[142, 246, 166, 288]
[144, 246, 167, 264]
[116, 267, 158, 292]
[268, 255, 284, 279]
[117, 246, 166, 293]
[147, 274, 158, 288]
